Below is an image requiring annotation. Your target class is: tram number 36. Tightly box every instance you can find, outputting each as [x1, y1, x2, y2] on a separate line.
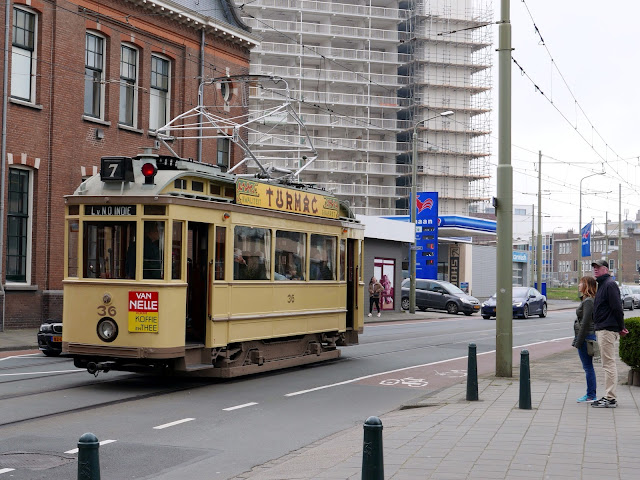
[97, 305, 117, 316]
[287, 294, 295, 304]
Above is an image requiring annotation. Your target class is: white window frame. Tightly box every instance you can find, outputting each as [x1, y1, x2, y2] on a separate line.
[11, 6, 37, 103]
[84, 31, 106, 119]
[6, 167, 34, 285]
[636, 239, 640, 252]
[119, 43, 139, 128]
[149, 53, 171, 131]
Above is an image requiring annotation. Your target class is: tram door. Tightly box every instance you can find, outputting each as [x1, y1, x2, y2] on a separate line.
[186, 222, 209, 343]
[346, 239, 356, 329]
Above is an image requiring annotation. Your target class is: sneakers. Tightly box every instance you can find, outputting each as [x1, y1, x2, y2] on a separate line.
[377, 313, 381, 317]
[367, 313, 372, 317]
[577, 395, 597, 403]
[591, 397, 617, 408]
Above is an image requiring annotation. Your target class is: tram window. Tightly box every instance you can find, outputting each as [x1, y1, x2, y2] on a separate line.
[192, 181, 204, 192]
[310, 234, 336, 281]
[83, 221, 136, 279]
[68, 221, 79, 277]
[340, 239, 346, 281]
[215, 226, 226, 280]
[174, 179, 186, 189]
[234, 226, 270, 280]
[143, 221, 164, 279]
[144, 205, 166, 215]
[68, 205, 79, 216]
[171, 221, 183, 280]
[275, 231, 306, 281]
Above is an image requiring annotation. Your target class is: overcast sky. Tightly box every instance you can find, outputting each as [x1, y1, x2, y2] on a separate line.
[488, 0, 640, 234]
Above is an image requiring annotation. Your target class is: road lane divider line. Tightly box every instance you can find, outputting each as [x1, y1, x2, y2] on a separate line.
[65, 440, 117, 454]
[0, 369, 82, 377]
[0, 468, 15, 475]
[223, 402, 258, 411]
[154, 418, 195, 430]
[285, 336, 574, 397]
[0, 353, 42, 361]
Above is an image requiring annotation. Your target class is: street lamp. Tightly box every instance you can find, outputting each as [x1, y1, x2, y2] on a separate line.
[409, 110, 454, 314]
[578, 171, 605, 281]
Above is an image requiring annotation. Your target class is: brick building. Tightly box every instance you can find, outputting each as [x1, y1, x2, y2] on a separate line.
[0, 0, 259, 328]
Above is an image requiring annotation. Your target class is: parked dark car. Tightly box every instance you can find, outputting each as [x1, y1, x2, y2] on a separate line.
[628, 286, 640, 308]
[37, 321, 63, 356]
[481, 287, 547, 319]
[620, 285, 635, 311]
[400, 278, 481, 315]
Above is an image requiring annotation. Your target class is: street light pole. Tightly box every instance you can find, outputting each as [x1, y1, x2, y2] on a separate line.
[578, 171, 605, 281]
[410, 110, 454, 314]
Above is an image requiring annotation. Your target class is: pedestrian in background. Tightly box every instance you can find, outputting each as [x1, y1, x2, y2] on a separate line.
[591, 259, 625, 408]
[368, 277, 384, 318]
[573, 276, 597, 403]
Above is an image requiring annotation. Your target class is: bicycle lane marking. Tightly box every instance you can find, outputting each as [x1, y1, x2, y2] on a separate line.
[360, 337, 574, 390]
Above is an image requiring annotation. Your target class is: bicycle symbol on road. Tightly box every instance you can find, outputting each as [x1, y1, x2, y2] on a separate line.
[379, 377, 429, 388]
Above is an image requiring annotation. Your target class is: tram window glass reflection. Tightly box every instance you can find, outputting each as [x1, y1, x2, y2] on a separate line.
[215, 226, 225, 280]
[83, 222, 136, 279]
[143, 221, 164, 279]
[171, 221, 182, 280]
[275, 231, 305, 281]
[339, 239, 346, 281]
[234, 226, 270, 280]
[310, 234, 336, 281]
[68, 221, 79, 277]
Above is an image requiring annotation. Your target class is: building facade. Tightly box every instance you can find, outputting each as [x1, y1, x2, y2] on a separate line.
[237, 0, 492, 216]
[0, 0, 258, 328]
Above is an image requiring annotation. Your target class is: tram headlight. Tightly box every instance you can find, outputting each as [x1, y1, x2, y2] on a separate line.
[96, 317, 119, 343]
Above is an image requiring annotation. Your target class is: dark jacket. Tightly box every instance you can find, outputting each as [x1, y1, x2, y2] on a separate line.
[573, 296, 595, 348]
[593, 274, 625, 332]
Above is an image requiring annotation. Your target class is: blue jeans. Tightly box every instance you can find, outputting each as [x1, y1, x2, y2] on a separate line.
[576, 334, 597, 399]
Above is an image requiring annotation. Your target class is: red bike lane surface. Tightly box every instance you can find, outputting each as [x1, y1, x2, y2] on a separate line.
[356, 337, 573, 391]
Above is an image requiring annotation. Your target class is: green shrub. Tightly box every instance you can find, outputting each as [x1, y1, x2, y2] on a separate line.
[619, 317, 640, 369]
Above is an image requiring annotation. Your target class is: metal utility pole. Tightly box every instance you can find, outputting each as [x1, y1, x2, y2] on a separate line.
[578, 171, 605, 281]
[530, 204, 534, 287]
[496, 0, 513, 377]
[619, 184, 622, 281]
[605, 211, 609, 257]
[537, 151, 542, 290]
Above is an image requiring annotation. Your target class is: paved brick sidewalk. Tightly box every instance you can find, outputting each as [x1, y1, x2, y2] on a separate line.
[230, 350, 639, 480]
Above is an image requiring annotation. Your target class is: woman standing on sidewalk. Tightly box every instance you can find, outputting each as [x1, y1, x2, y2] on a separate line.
[572, 276, 597, 403]
[368, 277, 384, 317]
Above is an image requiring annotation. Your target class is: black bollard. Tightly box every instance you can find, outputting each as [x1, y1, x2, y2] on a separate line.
[519, 349, 532, 410]
[77, 433, 100, 480]
[466, 343, 478, 401]
[362, 416, 383, 480]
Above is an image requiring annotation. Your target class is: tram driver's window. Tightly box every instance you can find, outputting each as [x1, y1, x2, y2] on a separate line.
[310, 234, 336, 281]
[275, 231, 306, 281]
[233, 226, 270, 280]
[143, 221, 164, 279]
[84, 222, 136, 279]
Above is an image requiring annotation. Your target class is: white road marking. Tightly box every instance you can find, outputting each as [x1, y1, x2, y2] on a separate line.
[65, 439, 117, 454]
[223, 402, 258, 411]
[0, 468, 15, 474]
[285, 336, 574, 397]
[0, 369, 81, 377]
[153, 418, 195, 430]
[0, 353, 42, 362]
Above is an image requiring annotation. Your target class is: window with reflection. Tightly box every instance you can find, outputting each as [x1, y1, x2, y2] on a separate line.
[339, 239, 346, 281]
[171, 221, 182, 280]
[143, 221, 164, 279]
[310, 234, 336, 281]
[215, 226, 226, 280]
[83, 222, 136, 279]
[275, 231, 306, 281]
[234, 226, 270, 280]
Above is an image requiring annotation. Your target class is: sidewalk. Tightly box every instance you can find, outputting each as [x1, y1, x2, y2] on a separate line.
[230, 348, 638, 479]
[0, 328, 39, 352]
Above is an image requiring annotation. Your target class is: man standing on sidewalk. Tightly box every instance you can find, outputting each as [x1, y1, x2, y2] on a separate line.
[591, 259, 625, 408]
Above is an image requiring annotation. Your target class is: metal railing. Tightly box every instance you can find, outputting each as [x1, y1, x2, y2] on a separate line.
[249, 64, 408, 87]
[254, 87, 409, 109]
[244, 0, 410, 21]
[247, 133, 402, 155]
[256, 42, 411, 65]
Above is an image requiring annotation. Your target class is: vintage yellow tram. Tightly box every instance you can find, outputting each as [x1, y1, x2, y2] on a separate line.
[62, 150, 364, 377]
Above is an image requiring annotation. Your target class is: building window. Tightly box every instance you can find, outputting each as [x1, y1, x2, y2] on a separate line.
[636, 239, 640, 252]
[7, 169, 31, 283]
[11, 7, 37, 102]
[150, 55, 170, 130]
[84, 32, 105, 119]
[217, 138, 230, 169]
[119, 45, 138, 127]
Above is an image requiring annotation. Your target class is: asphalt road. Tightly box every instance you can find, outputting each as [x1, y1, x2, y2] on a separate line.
[0, 307, 625, 479]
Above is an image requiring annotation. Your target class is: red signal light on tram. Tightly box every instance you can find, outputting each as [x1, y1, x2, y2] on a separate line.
[141, 163, 157, 185]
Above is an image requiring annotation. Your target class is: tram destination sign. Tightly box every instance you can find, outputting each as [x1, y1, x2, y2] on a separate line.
[128, 291, 159, 333]
[85, 205, 137, 216]
[236, 179, 339, 219]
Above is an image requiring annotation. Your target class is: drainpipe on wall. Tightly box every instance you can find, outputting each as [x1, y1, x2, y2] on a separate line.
[197, 28, 205, 163]
[0, 0, 11, 331]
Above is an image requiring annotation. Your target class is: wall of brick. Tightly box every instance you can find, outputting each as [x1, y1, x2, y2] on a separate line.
[1, 0, 254, 327]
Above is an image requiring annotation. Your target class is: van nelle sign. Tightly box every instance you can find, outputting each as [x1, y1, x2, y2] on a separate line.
[128, 291, 159, 333]
[415, 192, 438, 280]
